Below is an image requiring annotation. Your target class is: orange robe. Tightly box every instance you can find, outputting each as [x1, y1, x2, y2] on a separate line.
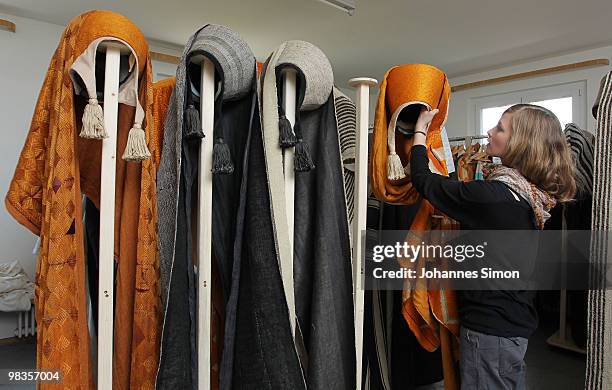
[5, 11, 161, 389]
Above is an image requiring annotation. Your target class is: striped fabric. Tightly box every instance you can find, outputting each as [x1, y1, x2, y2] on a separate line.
[587, 70, 612, 390]
[564, 123, 595, 198]
[335, 88, 357, 223]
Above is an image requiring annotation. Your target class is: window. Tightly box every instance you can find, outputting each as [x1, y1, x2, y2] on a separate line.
[529, 97, 573, 128]
[473, 81, 586, 137]
[481, 104, 514, 134]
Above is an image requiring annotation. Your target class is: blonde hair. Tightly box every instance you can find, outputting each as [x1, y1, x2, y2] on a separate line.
[502, 104, 576, 202]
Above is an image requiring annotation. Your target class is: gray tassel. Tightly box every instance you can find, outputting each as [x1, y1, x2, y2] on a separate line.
[122, 123, 151, 162]
[279, 115, 297, 148]
[294, 138, 315, 172]
[80, 98, 107, 139]
[212, 138, 234, 174]
[184, 104, 204, 139]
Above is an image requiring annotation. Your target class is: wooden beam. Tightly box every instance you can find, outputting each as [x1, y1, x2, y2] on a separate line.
[151, 51, 180, 64]
[451, 59, 610, 92]
[0, 18, 16, 33]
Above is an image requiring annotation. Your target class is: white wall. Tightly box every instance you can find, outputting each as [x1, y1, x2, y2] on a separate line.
[446, 46, 612, 139]
[0, 13, 66, 339]
[0, 13, 180, 339]
[347, 47, 612, 134]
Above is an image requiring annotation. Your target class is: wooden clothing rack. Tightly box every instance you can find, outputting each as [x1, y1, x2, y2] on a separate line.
[90, 39, 379, 387]
[97, 41, 132, 390]
[350, 77, 378, 388]
[447, 134, 487, 142]
[546, 204, 587, 354]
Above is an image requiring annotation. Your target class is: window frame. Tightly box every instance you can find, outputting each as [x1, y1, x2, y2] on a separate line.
[471, 81, 586, 135]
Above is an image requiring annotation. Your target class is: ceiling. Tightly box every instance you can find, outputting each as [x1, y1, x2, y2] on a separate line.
[2, 0, 612, 87]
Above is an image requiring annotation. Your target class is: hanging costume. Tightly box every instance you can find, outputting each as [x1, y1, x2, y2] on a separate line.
[369, 64, 459, 390]
[335, 88, 358, 224]
[155, 24, 256, 389]
[587, 70, 612, 390]
[362, 195, 446, 390]
[370, 64, 451, 202]
[456, 143, 489, 182]
[220, 40, 355, 389]
[266, 40, 355, 389]
[5, 10, 160, 389]
[565, 123, 594, 198]
[561, 123, 593, 350]
[153, 77, 176, 145]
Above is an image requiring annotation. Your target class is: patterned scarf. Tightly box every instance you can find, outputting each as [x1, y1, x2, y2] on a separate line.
[483, 163, 556, 229]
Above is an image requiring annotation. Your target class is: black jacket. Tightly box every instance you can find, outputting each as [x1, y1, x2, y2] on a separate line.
[410, 144, 538, 338]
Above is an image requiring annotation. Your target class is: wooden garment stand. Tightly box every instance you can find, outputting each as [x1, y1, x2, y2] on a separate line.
[349, 77, 378, 390]
[193, 55, 216, 390]
[97, 41, 131, 390]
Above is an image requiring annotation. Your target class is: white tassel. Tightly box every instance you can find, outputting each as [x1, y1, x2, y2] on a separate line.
[387, 152, 406, 180]
[80, 98, 107, 139]
[122, 123, 151, 162]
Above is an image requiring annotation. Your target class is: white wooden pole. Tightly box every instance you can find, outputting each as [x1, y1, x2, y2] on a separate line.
[197, 57, 215, 390]
[98, 42, 123, 390]
[282, 69, 297, 334]
[348, 77, 378, 389]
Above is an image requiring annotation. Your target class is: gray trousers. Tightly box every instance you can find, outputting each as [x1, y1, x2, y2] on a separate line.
[460, 326, 528, 390]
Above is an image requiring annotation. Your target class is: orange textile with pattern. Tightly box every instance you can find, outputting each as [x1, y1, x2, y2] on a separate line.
[457, 143, 484, 182]
[153, 77, 176, 153]
[370, 64, 451, 204]
[399, 202, 460, 390]
[5, 11, 161, 389]
[370, 64, 458, 390]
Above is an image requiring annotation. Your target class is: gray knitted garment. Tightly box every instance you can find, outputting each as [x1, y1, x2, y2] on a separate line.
[155, 24, 255, 389]
[156, 24, 255, 318]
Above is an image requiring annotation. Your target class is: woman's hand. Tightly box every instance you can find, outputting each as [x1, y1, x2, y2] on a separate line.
[412, 107, 439, 147]
[415, 107, 440, 134]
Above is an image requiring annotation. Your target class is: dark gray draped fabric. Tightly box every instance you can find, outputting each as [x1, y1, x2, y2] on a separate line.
[156, 24, 256, 389]
[292, 92, 356, 389]
[227, 94, 307, 389]
[224, 44, 356, 389]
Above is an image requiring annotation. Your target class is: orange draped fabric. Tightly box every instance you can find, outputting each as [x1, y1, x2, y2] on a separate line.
[457, 143, 487, 182]
[152, 77, 176, 165]
[370, 64, 459, 390]
[5, 11, 161, 389]
[370, 64, 451, 204]
[399, 204, 460, 390]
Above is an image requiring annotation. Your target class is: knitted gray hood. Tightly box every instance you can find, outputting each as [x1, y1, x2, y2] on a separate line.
[155, 24, 256, 389]
[157, 24, 255, 313]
